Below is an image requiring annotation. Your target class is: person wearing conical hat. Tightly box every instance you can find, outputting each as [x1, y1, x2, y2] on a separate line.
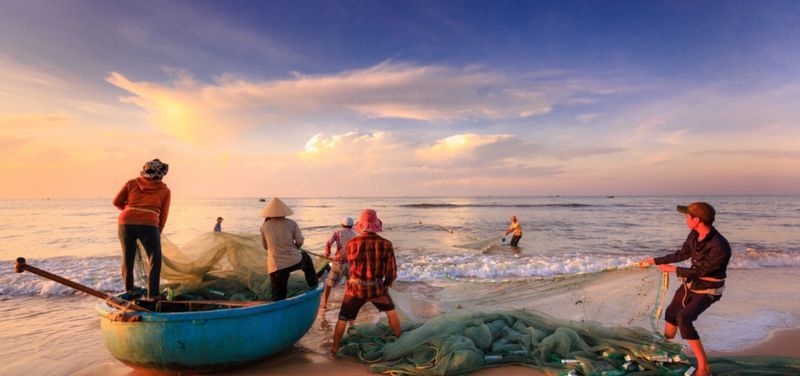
[331, 209, 401, 356]
[113, 159, 171, 299]
[259, 197, 318, 301]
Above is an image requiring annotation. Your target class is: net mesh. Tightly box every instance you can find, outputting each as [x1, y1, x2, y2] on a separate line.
[338, 309, 800, 375]
[138, 232, 325, 301]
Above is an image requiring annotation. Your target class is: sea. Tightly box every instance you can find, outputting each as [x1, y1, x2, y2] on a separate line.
[1, 196, 799, 374]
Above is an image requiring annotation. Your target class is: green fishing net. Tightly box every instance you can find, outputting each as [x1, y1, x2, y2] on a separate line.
[337, 309, 800, 375]
[136, 232, 326, 301]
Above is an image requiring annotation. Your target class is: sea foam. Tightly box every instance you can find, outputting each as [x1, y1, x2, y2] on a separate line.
[3, 247, 798, 296]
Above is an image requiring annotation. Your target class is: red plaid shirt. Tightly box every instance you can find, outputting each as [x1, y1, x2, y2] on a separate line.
[324, 228, 358, 263]
[345, 232, 397, 298]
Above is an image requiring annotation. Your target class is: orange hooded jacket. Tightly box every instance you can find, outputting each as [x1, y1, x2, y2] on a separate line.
[113, 177, 171, 231]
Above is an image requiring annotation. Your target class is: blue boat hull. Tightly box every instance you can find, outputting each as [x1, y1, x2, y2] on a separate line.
[96, 284, 323, 371]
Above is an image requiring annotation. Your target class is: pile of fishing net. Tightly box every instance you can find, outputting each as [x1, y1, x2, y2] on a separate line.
[337, 309, 800, 375]
[135, 232, 325, 301]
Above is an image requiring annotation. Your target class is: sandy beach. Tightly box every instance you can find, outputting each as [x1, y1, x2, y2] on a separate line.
[3, 265, 799, 375]
[2, 196, 799, 375]
[3, 0, 800, 373]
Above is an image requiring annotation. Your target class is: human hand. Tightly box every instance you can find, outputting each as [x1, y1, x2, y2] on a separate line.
[656, 264, 676, 273]
[636, 258, 654, 269]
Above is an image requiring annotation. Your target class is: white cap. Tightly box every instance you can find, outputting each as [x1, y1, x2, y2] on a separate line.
[341, 217, 354, 227]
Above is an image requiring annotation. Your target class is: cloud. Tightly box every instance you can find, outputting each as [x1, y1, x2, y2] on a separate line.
[106, 61, 623, 144]
[107, 71, 243, 144]
[697, 149, 800, 160]
[414, 133, 529, 167]
[576, 113, 601, 122]
[294, 130, 571, 194]
[0, 113, 73, 130]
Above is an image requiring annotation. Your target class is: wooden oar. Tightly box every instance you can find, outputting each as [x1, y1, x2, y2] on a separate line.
[14, 257, 150, 312]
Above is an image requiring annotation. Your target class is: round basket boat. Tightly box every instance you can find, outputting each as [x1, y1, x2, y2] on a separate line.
[96, 284, 323, 371]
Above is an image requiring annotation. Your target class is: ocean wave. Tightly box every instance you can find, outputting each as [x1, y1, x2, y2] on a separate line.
[729, 248, 800, 269]
[0, 256, 122, 297]
[2, 248, 798, 296]
[302, 224, 337, 231]
[399, 203, 630, 209]
[397, 248, 800, 282]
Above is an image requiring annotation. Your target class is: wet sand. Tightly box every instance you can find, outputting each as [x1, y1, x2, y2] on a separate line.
[3, 267, 799, 375]
[229, 326, 800, 376]
[713, 327, 800, 358]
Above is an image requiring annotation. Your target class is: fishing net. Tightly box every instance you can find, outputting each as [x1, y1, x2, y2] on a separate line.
[136, 232, 326, 301]
[453, 236, 504, 253]
[337, 309, 800, 375]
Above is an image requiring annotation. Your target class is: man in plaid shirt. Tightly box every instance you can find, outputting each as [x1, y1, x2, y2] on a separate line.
[331, 209, 401, 356]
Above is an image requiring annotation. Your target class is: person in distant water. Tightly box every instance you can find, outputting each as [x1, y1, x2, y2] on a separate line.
[259, 197, 318, 301]
[321, 217, 358, 308]
[638, 202, 730, 376]
[331, 209, 401, 356]
[113, 159, 171, 299]
[504, 215, 523, 246]
[214, 217, 224, 232]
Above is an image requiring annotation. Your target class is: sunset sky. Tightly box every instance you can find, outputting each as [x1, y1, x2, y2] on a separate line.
[1, 1, 798, 198]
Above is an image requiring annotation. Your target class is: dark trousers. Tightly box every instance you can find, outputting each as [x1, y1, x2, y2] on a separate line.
[118, 224, 162, 298]
[664, 286, 720, 340]
[269, 251, 318, 301]
[510, 234, 522, 246]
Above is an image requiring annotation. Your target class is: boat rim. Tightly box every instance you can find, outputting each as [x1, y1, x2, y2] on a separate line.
[96, 283, 323, 322]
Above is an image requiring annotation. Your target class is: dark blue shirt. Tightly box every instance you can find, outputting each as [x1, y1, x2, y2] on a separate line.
[655, 227, 731, 289]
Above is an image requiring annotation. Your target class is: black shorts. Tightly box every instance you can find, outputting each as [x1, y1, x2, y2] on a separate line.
[338, 292, 395, 321]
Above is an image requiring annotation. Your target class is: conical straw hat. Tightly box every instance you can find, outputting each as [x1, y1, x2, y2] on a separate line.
[258, 197, 294, 217]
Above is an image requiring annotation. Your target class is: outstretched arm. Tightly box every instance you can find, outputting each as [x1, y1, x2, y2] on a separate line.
[324, 232, 337, 258]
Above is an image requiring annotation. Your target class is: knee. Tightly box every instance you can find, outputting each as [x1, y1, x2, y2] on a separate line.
[676, 310, 697, 326]
[676, 314, 698, 337]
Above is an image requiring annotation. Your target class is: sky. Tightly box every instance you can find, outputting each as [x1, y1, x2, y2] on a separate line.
[1, 0, 799, 198]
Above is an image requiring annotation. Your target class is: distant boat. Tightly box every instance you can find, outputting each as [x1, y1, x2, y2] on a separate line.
[606, 195, 615, 198]
[259, 198, 266, 202]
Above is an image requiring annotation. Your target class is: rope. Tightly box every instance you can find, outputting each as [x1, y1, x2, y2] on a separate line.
[134, 244, 149, 289]
[301, 248, 332, 260]
[650, 271, 669, 337]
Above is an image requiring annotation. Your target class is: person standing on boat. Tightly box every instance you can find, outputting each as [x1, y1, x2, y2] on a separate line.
[259, 197, 318, 301]
[331, 209, 401, 356]
[638, 202, 731, 376]
[504, 215, 522, 246]
[321, 216, 358, 308]
[113, 159, 171, 299]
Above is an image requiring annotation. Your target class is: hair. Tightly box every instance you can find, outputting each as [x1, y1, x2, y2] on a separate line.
[691, 214, 714, 226]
